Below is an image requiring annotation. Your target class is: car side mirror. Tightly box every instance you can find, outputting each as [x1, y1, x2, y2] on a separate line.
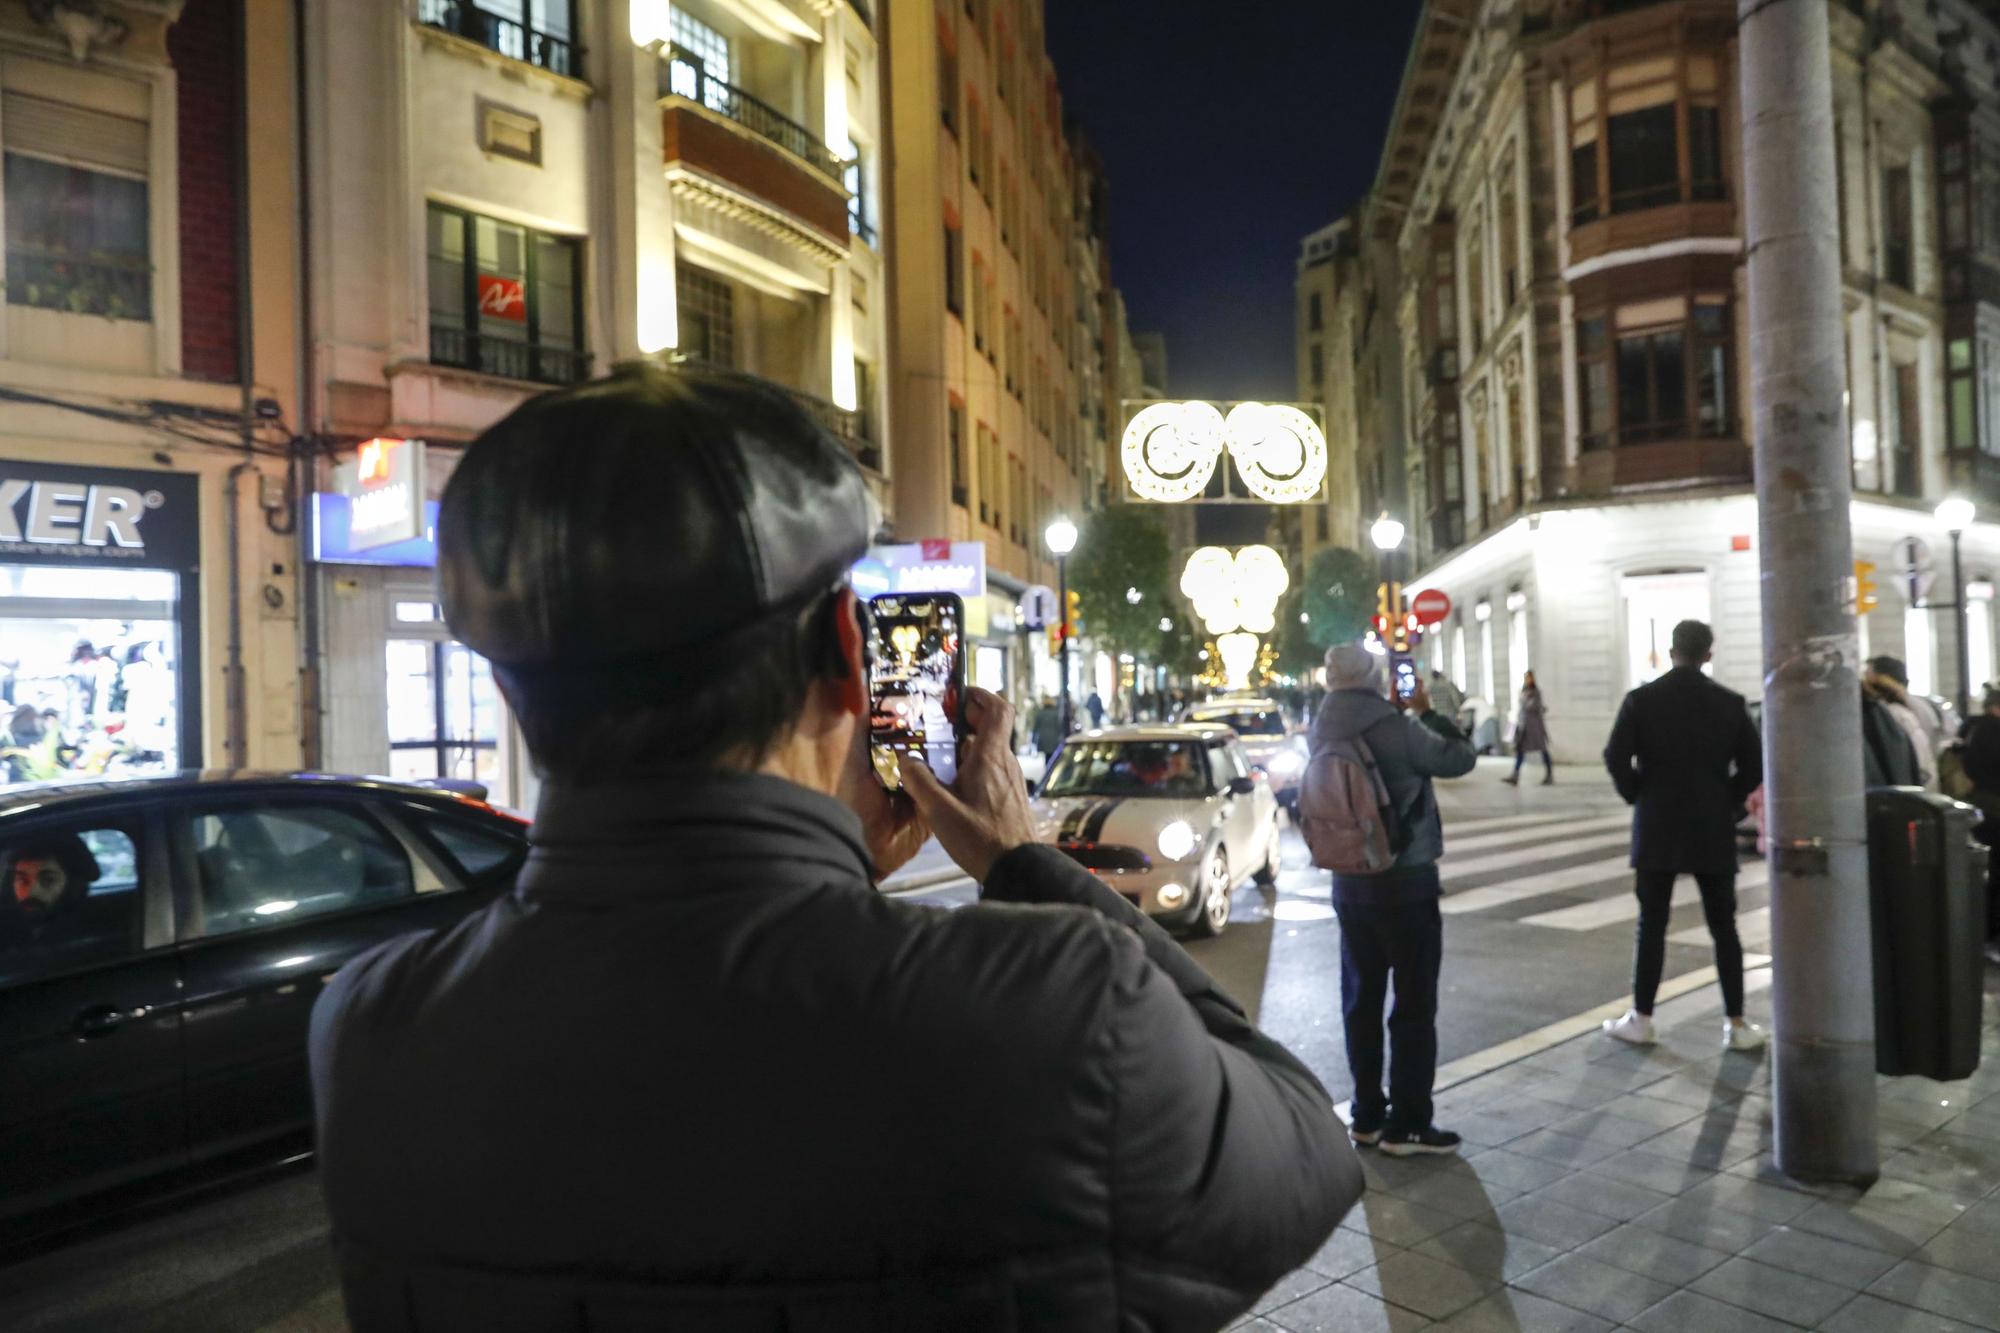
[1228, 775, 1256, 797]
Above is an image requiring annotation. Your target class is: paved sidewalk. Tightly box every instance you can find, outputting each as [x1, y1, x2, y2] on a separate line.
[1236, 968, 2000, 1332]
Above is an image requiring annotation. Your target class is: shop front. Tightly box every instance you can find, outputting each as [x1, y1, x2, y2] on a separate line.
[311, 488, 531, 811]
[0, 461, 200, 788]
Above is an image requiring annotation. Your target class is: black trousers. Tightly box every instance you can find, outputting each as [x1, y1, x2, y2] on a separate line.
[1633, 870, 1744, 1018]
[1511, 748, 1553, 777]
[1334, 898, 1442, 1134]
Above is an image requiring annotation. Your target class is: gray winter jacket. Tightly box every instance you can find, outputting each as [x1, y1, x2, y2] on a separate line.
[1310, 688, 1478, 887]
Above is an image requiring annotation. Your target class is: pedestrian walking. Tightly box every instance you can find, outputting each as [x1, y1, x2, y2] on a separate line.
[1029, 694, 1063, 758]
[1602, 620, 1765, 1052]
[1862, 679, 1923, 787]
[309, 365, 1361, 1332]
[1307, 643, 1477, 1156]
[1866, 657, 1943, 788]
[1084, 689, 1106, 728]
[1503, 671, 1554, 786]
[1428, 670, 1465, 727]
[1957, 688, 2000, 967]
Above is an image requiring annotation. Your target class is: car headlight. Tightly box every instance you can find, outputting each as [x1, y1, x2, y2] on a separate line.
[1267, 749, 1305, 775]
[1157, 820, 1198, 861]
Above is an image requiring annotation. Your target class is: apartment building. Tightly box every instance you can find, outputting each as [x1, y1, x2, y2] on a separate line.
[883, 0, 1104, 703]
[300, 0, 881, 806]
[1303, 0, 2000, 756]
[0, 0, 303, 789]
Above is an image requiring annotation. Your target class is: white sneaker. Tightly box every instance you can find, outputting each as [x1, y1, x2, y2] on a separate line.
[1602, 1009, 1656, 1045]
[1723, 1020, 1767, 1053]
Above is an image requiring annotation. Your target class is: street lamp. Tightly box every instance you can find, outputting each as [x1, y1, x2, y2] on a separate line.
[1938, 496, 1977, 719]
[1370, 514, 1406, 552]
[1045, 516, 1079, 735]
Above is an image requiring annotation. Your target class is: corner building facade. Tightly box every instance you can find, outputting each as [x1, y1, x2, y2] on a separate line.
[1303, 0, 2000, 758]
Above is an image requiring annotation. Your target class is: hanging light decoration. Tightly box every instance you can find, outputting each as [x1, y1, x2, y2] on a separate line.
[1120, 400, 1327, 504]
[1223, 402, 1328, 504]
[1177, 544, 1290, 636]
[1217, 632, 1261, 690]
[1121, 401, 1227, 502]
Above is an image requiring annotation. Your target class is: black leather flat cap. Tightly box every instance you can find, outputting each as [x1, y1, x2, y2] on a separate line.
[438, 363, 872, 669]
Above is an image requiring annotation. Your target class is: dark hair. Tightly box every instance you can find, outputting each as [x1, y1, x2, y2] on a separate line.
[1671, 619, 1714, 661]
[505, 586, 851, 784]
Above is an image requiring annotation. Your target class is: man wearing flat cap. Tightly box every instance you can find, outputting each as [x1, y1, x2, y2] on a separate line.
[309, 365, 1360, 1333]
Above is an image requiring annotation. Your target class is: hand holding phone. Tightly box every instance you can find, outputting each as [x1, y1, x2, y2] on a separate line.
[867, 594, 965, 791]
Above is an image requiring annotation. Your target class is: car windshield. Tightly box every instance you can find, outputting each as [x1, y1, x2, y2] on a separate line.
[1187, 709, 1286, 736]
[1042, 740, 1212, 798]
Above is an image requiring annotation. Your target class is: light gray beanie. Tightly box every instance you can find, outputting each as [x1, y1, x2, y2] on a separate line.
[1324, 642, 1382, 691]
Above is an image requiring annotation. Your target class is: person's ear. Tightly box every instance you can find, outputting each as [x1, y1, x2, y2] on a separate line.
[830, 588, 870, 718]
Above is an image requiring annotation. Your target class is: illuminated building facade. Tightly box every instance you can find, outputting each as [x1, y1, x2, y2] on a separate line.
[1301, 0, 2000, 757]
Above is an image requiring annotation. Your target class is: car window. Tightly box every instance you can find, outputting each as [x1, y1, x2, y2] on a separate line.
[1042, 740, 1212, 797]
[1211, 743, 1250, 782]
[1, 823, 144, 987]
[1189, 709, 1287, 736]
[416, 812, 525, 883]
[189, 804, 414, 938]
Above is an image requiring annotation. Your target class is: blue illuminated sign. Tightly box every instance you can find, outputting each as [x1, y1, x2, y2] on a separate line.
[312, 492, 439, 567]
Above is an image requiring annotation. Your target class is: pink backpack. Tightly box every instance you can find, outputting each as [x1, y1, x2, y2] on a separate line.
[1299, 737, 1401, 873]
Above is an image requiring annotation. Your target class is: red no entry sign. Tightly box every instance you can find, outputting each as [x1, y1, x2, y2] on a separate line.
[1411, 588, 1452, 626]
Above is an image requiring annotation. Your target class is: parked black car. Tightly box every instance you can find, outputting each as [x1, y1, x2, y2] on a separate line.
[0, 773, 528, 1237]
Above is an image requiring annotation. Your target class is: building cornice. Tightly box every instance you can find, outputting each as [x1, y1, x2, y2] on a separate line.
[665, 166, 848, 268]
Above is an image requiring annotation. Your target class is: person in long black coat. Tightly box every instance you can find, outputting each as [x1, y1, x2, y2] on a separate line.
[1601, 620, 1765, 1052]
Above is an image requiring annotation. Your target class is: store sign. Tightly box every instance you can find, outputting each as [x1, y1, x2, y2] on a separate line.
[477, 273, 527, 322]
[849, 541, 987, 600]
[312, 493, 441, 567]
[0, 460, 197, 569]
[337, 438, 425, 550]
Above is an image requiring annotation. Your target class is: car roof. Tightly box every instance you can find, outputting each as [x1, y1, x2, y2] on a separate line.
[1184, 697, 1282, 712]
[0, 771, 496, 820]
[1069, 724, 1239, 743]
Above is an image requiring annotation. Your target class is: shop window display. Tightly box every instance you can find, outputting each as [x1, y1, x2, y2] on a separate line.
[1, 565, 179, 788]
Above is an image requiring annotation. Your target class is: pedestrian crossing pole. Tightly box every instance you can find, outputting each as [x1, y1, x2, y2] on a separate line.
[1740, 0, 1878, 1184]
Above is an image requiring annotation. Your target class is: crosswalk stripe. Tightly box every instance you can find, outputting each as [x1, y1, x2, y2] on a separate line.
[1436, 812, 1589, 836]
[1443, 813, 1631, 855]
[1441, 853, 1635, 914]
[1671, 903, 1772, 950]
[1442, 828, 1633, 878]
[1519, 862, 1771, 931]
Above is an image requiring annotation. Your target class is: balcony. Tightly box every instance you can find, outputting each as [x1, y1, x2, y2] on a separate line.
[429, 326, 590, 386]
[417, 0, 579, 78]
[1571, 437, 1751, 495]
[669, 354, 880, 471]
[660, 47, 843, 178]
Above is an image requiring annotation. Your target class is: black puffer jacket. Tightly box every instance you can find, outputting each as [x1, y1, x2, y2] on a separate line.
[310, 771, 1362, 1332]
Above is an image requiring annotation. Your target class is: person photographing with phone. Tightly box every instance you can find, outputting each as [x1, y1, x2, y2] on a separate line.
[1302, 643, 1477, 1155]
[309, 364, 1361, 1333]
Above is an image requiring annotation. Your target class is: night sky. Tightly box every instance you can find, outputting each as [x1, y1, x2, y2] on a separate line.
[1045, 4, 1421, 402]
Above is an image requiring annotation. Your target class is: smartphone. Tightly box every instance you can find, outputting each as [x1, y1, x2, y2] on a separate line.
[868, 593, 965, 792]
[1392, 658, 1419, 701]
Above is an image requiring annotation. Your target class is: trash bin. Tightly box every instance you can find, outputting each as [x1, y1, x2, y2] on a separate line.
[1866, 787, 1987, 1080]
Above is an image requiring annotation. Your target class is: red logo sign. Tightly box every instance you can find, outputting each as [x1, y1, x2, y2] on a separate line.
[1411, 588, 1452, 627]
[920, 539, 952, 562]
[477, 273, 527, 322]
[357, 438, 397, 485]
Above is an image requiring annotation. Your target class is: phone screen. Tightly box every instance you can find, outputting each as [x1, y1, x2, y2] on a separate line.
[868, 594, 964, 791]
[1393, 658, 1419, 700]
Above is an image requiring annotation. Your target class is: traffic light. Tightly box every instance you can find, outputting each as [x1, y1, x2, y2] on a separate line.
[1065, 589, 1081, 638]
[1376, 581, 1394, 623]
[1855, 560, 1879, 615]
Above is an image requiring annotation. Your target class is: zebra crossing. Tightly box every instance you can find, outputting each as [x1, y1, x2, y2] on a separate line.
[1422, 806, 1773, 950]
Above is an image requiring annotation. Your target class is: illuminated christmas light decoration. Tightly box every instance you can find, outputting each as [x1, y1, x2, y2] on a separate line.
[1177, 544, 1290, 637]
[1217, 632, 1261, 690]
[1122, 401, 1226, 502]
[1120, 400, 1328, 504]
[1223, 402, 1328, 504]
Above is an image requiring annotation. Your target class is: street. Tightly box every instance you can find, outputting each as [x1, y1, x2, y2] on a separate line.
[0, 759, 1802, 1332]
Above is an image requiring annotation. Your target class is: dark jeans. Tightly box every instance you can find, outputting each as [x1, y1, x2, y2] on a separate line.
[1512, 748, 1553, 778]
[1334, 897, 1442, 1134]
[1633, 870, 1744, 1017]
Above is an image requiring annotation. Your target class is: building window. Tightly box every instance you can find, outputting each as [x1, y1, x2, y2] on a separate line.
[1308, 292, 1323, 332]
[417, 0, 578, 77]
[944, 218, 964, 316]
[1569, 54, 1725, 228]
[1309, 344, 1325, 389]
[939, 28, 958, 134]
[670, 6, 730, 88]
[427, 202, 585, 384]
[844, 143, 875, 245]
[1948, 335, 1977, 454]
[1883, 164, 1913, 290]
[4, 153, 149, 321]
[676, 263, 734, 366]
[1464, 218, 1485, 350]
[949, 399, 967, 505]
[1576, 296, 1731, 451]
[1497, 165, 1519, 307]
[1891, 360, 1921, 498]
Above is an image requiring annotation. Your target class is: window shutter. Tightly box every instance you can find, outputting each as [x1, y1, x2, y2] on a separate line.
[3, 92, 147, 175]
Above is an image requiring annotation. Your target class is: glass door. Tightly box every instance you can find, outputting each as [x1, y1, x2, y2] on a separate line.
[1622, 571, 1712, 688]
[385, 639, 505, 788]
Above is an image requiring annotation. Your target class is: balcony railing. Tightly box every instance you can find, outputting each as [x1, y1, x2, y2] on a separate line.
[659, 45, 844, 178]
[417, 1, 579, 77]
[430, 325, 591, 386]
[786, 385, 881, 471]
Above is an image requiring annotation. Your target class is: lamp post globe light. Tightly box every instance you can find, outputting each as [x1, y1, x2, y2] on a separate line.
[1045, 517, 1079, 735]
[1370, 514, 1406, 552]
[1938, 497, 1977, 719]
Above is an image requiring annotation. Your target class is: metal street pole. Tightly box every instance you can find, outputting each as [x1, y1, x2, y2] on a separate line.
[1057, 553, 1072, 737]
[1741, 0, 1878, 1184]
[1952, 529, 1970, 720]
